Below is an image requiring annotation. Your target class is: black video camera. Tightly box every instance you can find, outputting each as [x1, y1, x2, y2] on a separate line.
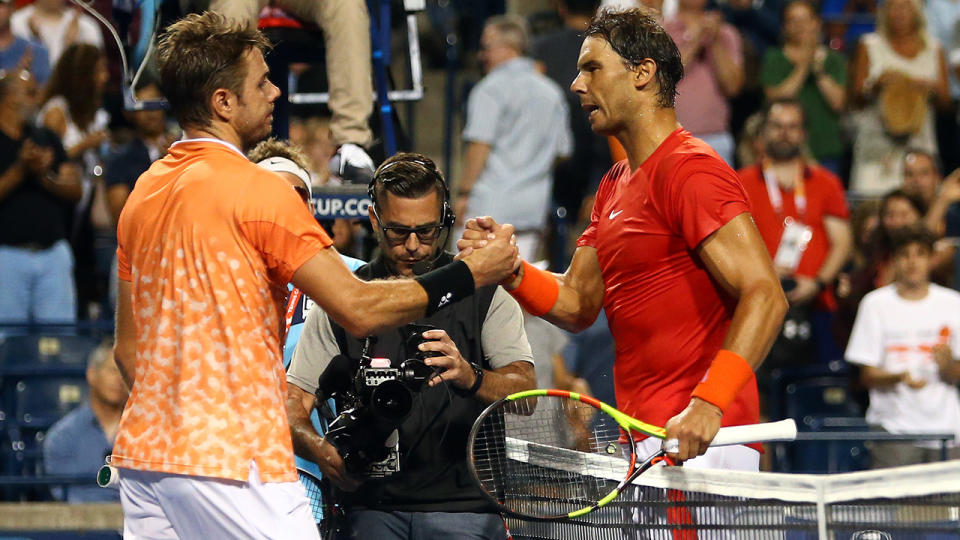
[322, 324, 440, 477]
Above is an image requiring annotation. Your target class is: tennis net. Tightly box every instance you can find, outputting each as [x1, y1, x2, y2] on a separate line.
[504, 447, 960, 539]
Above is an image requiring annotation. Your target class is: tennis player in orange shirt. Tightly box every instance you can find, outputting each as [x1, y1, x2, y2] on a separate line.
[111, 12, 518, 538]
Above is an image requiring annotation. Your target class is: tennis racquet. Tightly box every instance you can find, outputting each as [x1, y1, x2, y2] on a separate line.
[297, 467, 325, 524]
[467, 389, 797, 521]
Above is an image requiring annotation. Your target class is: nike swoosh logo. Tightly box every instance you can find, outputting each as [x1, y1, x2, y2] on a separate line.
[609, 210, 624, 219]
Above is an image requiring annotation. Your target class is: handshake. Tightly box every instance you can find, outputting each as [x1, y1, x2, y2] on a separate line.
[455, 216, 524, 288]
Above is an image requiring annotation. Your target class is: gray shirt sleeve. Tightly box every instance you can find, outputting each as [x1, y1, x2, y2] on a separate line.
[481, 287, 534, 370]
[463, 83, 501, 145]
[287, 304, 343, 395]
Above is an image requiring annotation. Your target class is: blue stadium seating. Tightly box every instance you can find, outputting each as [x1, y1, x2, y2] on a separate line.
[0, 335, 99, 374]
[775, 378, 868, 473]
[784, 376, 862, 421]
[12, 377, 88, 431]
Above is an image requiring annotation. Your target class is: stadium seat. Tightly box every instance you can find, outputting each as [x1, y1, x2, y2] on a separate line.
[11, 377, 87, 430]
[0, 335, 99, 373]
[784, 376, 862, 422]
[777, 416, 871, 473]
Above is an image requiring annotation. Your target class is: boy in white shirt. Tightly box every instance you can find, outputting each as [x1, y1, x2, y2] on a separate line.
[846, 226, 960, 467]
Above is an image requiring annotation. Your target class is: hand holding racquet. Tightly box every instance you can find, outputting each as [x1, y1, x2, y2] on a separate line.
[466, 389, 796, 521]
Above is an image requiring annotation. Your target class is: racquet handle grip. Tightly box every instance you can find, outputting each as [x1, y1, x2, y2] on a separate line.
[663, 419, 797, 453]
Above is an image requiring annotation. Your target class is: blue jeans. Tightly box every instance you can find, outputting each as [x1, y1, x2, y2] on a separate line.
[345, 510, 506, 540]
[0, 240, 77, 324]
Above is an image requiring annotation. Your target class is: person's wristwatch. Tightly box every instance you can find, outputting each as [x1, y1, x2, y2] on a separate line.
[462, 362, 484, 397]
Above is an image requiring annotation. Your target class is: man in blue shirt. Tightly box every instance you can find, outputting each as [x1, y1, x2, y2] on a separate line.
[43, 339, 129, 502]
[0, 0, 50, 84]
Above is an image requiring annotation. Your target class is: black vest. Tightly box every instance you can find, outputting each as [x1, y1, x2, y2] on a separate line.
[329, 254, 500, 513]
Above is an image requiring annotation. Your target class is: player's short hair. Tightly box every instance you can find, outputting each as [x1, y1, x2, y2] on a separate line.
[156, 11, 272, 129]
[585, 8, 683, 108]
[485, 15, 529, 55]
[247, 138, 313, 173]
[370, 152, 447, 210]
[890, 225, 937, 255]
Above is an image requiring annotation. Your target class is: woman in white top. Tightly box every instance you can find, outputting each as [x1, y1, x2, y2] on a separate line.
[848, 0, 950, 198]
[39, 43, 109, 164]
[38, 43, 110, 319]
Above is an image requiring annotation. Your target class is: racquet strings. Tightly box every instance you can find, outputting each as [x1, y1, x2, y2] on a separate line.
[298, 469, 325, 524]
[470, 395, 632, 519]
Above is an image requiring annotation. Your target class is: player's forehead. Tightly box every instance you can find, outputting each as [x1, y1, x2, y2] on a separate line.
[577, 36, 620, 68]
[244, 48, 269, 78]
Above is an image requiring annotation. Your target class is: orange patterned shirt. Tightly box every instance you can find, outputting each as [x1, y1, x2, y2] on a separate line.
[113, 139, 332, 482]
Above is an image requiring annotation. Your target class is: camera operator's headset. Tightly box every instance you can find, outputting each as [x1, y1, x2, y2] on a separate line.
[367, 157, 456, 231]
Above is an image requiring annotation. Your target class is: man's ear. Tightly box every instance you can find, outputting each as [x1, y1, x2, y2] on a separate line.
[633, 58, 658, 91]
[368, 203, 379, 230]
[210, 87, 235, 123]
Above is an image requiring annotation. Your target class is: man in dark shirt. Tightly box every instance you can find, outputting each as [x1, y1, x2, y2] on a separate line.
[0, 70, 81, 323]
[531, 0, 610, 262]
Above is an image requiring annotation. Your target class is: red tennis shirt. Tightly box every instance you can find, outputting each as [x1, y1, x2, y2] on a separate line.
[578, 128, 760, 436]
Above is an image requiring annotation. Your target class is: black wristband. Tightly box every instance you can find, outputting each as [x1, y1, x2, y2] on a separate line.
[457, 362, 484, 397]
[415, 260, 476, 316]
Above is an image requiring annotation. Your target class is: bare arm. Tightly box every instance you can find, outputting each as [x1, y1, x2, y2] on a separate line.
[292, 232, 518, 338]
[420, 327, 536, 404]
[933, 49, 952, 110]
[933, 345, 960, 383]
[41, 106, 67, 141]
[459, 216, 605, 333]
[924, 170, 960, 235]
[286, 384, 361, 491]
[860, 364, 925, 389]
[114, 280, 137, 389]
[817, 216, 853, 283]
[501, 246, 606, 333]
[699, 213, 788, 368]
[455, 141, 492, 224]
[764, 53, 811, 100]
[849, 41, 871, 108]
[812, 50, 847, 113]
[473, 362, 536, 404]
[39, 161, 83, 202]
[459, 141, 491, 197]
[665, 213, 787, 460]
[709, 30, 745, 98]
[107, 184, 131, 228]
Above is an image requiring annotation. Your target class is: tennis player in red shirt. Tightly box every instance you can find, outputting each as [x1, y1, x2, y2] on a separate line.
[459, 7, 787, 470]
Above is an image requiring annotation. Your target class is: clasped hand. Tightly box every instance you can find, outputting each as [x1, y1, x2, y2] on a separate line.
[456, 216, 522, 285]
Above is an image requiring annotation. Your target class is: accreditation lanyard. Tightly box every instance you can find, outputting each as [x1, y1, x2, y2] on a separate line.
[763, 164, 807, 221]
[764, 164, 812, 274]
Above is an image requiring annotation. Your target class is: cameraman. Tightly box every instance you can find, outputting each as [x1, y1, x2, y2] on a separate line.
[286, 153, 535, 539]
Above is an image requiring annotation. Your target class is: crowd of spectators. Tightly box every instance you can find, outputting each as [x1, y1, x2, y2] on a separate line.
[2, 0, 960, 500]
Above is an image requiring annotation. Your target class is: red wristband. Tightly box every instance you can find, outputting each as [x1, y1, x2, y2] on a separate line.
[508, 261, 560, 316]
[691, 349, 755, 412]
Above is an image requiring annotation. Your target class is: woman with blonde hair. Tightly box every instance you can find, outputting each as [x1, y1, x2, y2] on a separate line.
[849, 0, 950, 197]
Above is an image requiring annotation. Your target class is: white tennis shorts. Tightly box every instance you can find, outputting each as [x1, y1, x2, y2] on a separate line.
[118, 461, 320, 540]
